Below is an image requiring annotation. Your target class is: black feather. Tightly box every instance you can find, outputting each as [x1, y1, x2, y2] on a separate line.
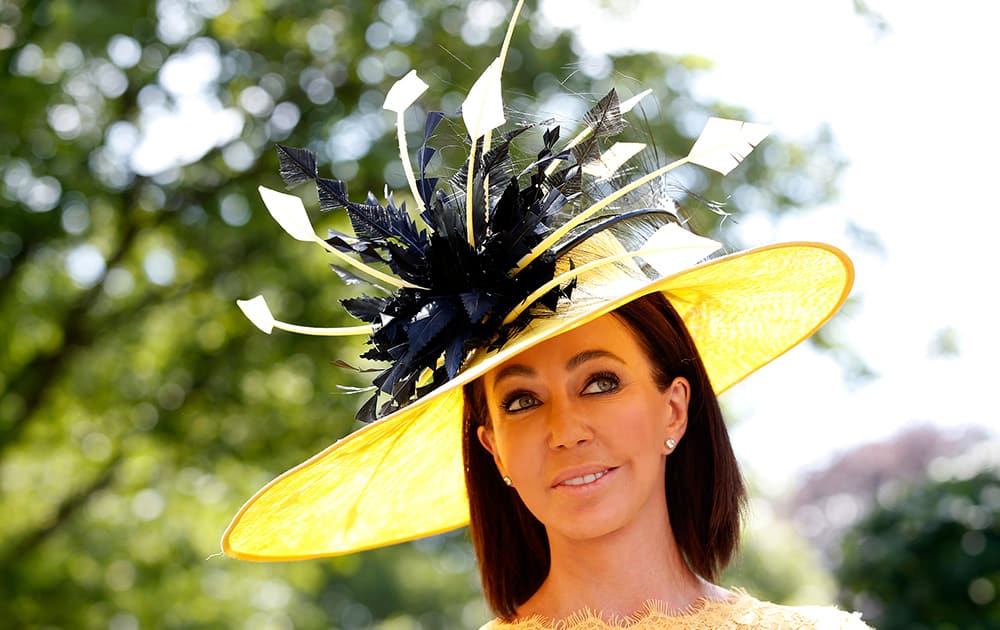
[416, 176, 439, 206]
[330, 264, 390, 292]
[417, 146, 436, 172]
[357, 394, 379, 424]
[460, 290, 497, 323]
[415, 112, 445, 210]
[553, 208, 679, 258]
[444, 335, 466, 379]
[572, 90, 625, 170]
[262, 91, 687, 422]
[582, 89, 625, 139]
[424, 111, 445, 142]
[325, 229, 388, 265]
[342, 295, 389, 323]
[317, 177, 350, 211]
[276, 145, 318, 187]
[331, 359, 381, 373]
[323, 184, 427, 258]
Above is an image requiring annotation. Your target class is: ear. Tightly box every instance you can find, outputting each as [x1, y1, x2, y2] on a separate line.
[662, 376, 690, 454]
[477, 425, 507, 475]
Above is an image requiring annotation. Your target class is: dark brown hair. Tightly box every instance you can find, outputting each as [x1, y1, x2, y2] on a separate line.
[462, 292, 747, 619]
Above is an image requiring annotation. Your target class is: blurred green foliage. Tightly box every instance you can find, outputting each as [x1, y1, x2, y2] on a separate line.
[2, 0, 849, 627]
[725, 508, 840, 607]
[837, 468, 1000, 629]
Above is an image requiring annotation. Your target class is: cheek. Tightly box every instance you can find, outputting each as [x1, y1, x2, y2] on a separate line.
[493, 422, 528, 456]
[492, 422, 546, 474]
[618, 392, 656, 421]
[616, 398, 668, 448]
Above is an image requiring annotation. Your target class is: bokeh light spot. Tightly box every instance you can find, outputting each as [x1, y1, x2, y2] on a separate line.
[48, 104, 82, 139]
[222, 140, 255, 172]
[105, 560, 137, 592]
[61, 202, 90, 234]
[131, 488, 165, 521]
[108, 34, 142, 68]
[130, 402, 159, 431]
[220, 192, 250, 226]
[142, 248, 175, 286]
[252, 579, 292, 611]
[969, 577, 996, 605]
[103, 268, 135, 298]
[66, 244, 107, 288]
[239, 85, 274, 118]
[81, 432, 113, 462]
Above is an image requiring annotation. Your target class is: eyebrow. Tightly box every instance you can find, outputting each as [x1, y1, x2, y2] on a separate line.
[491, 349, 625, 390]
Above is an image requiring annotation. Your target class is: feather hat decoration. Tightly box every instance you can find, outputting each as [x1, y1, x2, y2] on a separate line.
[259, 90, 693, 422]
[225, 0, 853, 560]
[239, 19, 771, 422]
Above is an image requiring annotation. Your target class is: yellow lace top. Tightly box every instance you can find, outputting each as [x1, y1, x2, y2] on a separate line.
[479, 590, 872, 629]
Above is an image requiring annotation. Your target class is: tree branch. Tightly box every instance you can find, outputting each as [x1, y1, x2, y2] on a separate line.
[2, 452, 122, 563]
[0, 183, 150, 454]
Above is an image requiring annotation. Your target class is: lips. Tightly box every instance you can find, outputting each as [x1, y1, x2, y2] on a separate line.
[560, 470, 608, 486]
[552, 466, 616, 488]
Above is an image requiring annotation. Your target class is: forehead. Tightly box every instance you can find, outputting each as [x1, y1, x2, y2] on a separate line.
[486, 313, 641, 376]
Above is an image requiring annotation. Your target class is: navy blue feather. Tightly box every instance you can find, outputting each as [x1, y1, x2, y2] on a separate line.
[265, 93, 668, 421]
[276, 145, 317, 187]
[572, 89, 625, 169]
[553, 208, 679, 258]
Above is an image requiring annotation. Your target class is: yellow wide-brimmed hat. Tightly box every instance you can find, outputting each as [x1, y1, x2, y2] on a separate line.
[222, 2, 853, 561]
[224, 239, 852, 560]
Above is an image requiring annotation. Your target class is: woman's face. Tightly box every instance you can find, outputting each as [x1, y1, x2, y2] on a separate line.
[477, 313, 690, 543]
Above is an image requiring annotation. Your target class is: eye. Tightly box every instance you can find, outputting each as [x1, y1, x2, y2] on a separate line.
[502, 392, 540, 413]
[582, 372, 620, 395]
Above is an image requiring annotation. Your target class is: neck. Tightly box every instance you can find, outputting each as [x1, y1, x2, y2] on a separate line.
[518, 500, 708, 621]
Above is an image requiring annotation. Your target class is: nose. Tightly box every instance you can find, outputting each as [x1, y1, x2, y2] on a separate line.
[545, 396, 593, 450]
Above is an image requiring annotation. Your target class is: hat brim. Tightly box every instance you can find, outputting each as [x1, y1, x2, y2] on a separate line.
[222, 242, 853, 560]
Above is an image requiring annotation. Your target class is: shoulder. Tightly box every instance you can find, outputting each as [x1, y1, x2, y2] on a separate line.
[478, 591, 873, 630]
[737, 592, 873, 630]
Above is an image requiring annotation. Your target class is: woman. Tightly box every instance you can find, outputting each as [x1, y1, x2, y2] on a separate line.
[465, 295, 869, 627]
[223, 4, 870, 626]
[464, 294, 740, 623]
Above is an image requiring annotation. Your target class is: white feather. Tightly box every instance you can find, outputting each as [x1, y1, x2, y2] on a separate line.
[258, 186, 316, 242]
[688, 117, 771, 175]
[639, 223, 721, 277]
[504, 226, 720, 326]
[462, 57, 506, 140]
[236, 295, 372, 337]
[383, 70, 428, 113]
[619, 89, 652, 114]
[581, 142, 646, 178]
[259, 182, 426, 290]
[385, 71, 429, 208]
[516, 120, 763, 275]
[237, 295, 275, 334]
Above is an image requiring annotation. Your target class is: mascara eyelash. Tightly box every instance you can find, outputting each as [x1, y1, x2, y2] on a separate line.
[585, 371, 620, 393]
[501, 391, 535, 412]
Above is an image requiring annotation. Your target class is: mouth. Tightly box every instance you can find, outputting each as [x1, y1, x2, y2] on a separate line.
[554, 467, 616, 488]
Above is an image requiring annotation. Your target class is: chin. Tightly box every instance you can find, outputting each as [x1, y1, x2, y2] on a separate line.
[542, 503, 634, 542]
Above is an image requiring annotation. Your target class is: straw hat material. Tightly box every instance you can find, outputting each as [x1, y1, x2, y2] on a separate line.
[223, 241, 852, 560]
